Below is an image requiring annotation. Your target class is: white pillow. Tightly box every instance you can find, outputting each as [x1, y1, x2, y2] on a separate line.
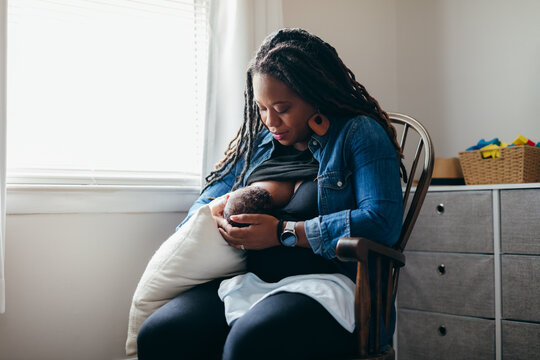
[125, 204, 247, 356]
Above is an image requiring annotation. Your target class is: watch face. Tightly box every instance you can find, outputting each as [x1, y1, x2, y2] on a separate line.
[280, 232, 297, 247]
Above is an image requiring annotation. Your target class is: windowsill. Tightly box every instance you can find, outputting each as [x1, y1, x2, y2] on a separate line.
[6, 184, 201, 214]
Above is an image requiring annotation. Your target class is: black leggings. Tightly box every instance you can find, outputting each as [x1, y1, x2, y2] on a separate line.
[137, 279, 356, 360]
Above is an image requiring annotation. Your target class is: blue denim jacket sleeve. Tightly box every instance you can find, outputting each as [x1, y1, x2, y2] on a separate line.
[304, 117, 403, 259]
[175, 159, 244, 231]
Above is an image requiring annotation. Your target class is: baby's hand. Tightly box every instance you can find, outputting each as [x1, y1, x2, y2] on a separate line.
[209, 193, 230, 218]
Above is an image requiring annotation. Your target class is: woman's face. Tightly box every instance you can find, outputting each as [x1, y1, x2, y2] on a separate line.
[253, 73, 316, 151]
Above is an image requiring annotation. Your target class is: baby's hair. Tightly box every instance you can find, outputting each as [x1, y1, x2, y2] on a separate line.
[203, 28, 403, 193]
[223, 186, 272, 227]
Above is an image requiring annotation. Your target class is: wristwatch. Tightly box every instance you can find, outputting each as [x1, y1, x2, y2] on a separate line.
[279, 221, 298, 247]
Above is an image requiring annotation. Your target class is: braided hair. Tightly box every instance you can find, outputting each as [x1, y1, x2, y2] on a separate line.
[203, 28, 404, 193]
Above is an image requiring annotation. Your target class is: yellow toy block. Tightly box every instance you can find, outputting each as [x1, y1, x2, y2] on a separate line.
[480, 144, 501, 159]
[512, 135, 528, 146]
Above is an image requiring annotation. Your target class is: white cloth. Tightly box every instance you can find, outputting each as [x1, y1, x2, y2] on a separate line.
[218, 272, 356, 333]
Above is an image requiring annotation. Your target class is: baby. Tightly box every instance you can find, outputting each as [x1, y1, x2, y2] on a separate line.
[223, 180, 300, 227]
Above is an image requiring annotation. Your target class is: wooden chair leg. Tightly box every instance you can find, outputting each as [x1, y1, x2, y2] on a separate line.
[355, 261, 371, 357]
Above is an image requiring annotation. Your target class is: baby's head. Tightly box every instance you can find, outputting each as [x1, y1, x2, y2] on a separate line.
[223, 186, 272, 227]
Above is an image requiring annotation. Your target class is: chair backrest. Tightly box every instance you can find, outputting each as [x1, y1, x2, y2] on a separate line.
[388, 113, 434, 253]
[336, 114, 434, 359]
[376, 113, 434, 358]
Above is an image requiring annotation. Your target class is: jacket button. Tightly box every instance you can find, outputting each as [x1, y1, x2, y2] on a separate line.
[337, 180, 343, 187]
[312, 140, 318, 146]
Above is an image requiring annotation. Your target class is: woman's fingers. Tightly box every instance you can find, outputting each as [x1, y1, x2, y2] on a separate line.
[218, 227, 244, 250]
[214, 216, 229, 229]
[217, 214, 280, 250]
[215, 217, 242, 243]
[217, 218, 261, 251]
[229, 214, 262, 225]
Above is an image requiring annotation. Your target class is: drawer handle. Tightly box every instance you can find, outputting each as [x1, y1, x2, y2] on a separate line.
[436, 203, 445, 215]
[438, 325, 447, 336]
[437, 264, 446, 275]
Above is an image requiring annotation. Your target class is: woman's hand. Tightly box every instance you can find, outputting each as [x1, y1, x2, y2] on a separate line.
[216, 214, 280, 250]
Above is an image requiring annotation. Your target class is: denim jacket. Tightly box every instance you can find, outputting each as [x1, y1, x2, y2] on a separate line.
[178, 115, 403, 261]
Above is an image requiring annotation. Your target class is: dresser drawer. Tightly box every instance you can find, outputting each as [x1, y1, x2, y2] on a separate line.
[407, 191, 493, 253]
[399, 252, 494, 318]
[502, 320, 540, 360]
[502, 255, 540, 322]
[397, 309, 495, 360]
[501, 189, 540, 255]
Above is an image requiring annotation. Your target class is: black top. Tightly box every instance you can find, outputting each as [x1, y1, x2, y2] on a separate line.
[246, 140, 319, 184]
[245, 140, 339, 282]
[275, 180, 318, 221]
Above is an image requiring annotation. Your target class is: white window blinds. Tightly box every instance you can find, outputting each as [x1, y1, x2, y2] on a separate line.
[6, 0, 209, 186]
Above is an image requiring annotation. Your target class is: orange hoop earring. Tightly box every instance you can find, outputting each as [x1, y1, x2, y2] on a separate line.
[307, 113, 330, 136]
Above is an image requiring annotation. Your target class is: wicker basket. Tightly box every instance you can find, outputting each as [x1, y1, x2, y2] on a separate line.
[458, 146, 540, 185]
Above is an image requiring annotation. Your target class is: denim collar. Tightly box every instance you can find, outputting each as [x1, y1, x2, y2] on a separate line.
[259, 129, 274, 147]
[311, 115, 349, 149]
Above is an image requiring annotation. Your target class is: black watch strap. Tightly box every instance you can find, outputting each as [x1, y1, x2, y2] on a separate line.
[276, 219, 284, 244]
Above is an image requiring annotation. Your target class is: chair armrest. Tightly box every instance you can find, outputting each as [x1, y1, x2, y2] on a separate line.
[336, 237, 405, 267]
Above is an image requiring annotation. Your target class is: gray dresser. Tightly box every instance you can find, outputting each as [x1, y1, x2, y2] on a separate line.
[396, 184, 540, 360]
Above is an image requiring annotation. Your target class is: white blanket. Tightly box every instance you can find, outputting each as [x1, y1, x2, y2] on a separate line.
[218, 272, 356, 332]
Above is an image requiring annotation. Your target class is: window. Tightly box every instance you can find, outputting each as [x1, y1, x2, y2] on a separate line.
[6, 0, 208, 187]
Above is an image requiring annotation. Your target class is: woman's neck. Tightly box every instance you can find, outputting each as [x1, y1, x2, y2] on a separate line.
[293, 141, 308, 151]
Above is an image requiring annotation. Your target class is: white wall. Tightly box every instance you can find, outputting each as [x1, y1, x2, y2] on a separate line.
[395, 0, 540, 157]
[0, 211, 184, 360]
[283, 0, 399, 111]
[284, 0, 540, 157]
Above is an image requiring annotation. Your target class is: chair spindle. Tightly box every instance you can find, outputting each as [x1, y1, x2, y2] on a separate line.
[400, 124, 410, 150]
[402, 139, 424, 208]
[385, 261, 394, 331]
[375, 256, 382, 353]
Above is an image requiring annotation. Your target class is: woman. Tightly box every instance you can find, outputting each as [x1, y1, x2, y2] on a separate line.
[137, 28, 404, 359]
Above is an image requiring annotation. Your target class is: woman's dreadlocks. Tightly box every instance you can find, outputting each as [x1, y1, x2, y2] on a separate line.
[202, 28, 404, 193]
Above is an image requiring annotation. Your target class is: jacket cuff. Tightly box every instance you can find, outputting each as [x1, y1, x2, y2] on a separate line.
[304, 217, 335, 259]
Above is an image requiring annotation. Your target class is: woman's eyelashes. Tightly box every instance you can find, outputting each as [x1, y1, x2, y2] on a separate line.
[258, 106, 289, 114]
